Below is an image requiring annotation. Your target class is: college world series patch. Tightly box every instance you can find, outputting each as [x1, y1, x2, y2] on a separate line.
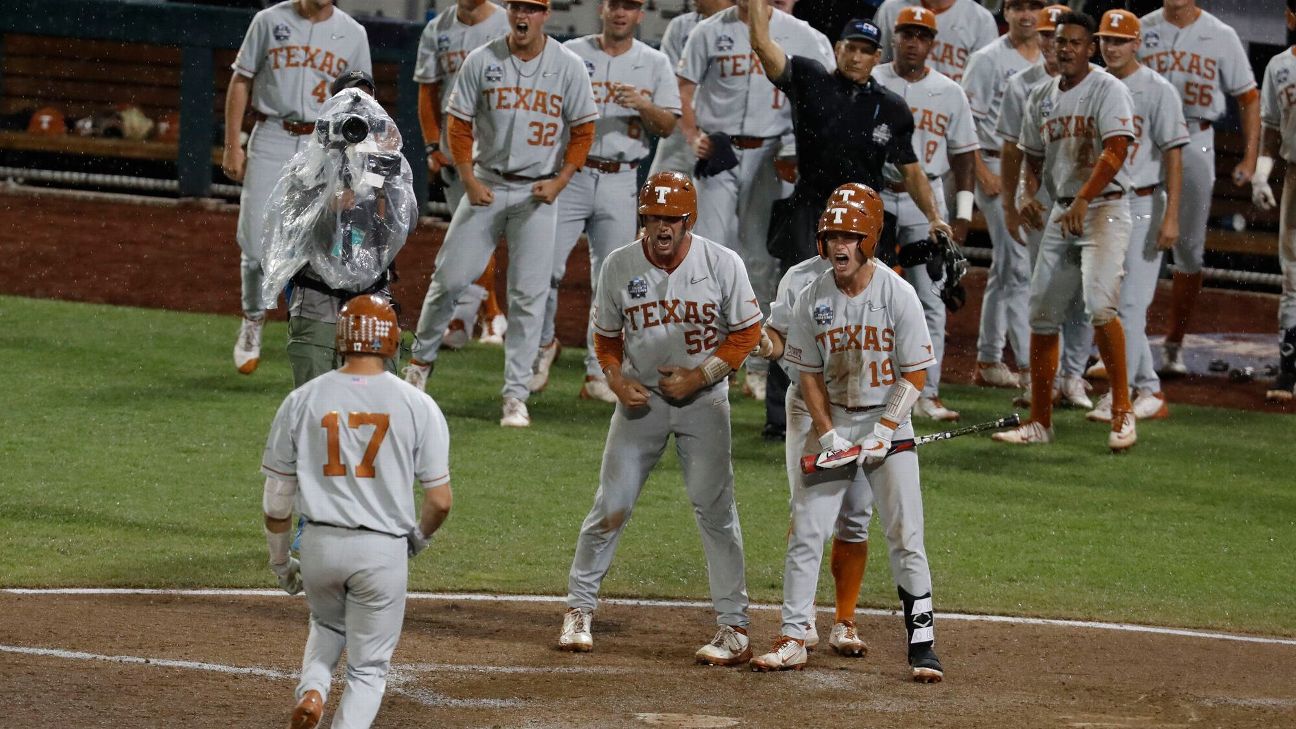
[628, 277, 648, 300]
[813, 302, 834, 325]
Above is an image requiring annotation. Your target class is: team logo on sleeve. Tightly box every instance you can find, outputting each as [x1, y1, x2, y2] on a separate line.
[813, 302, 834, 325]
[485, 64, 504, 82]
[1142, 30, 1160, 49]
[1040, 98, 1054, 119]
[437, 34, 451, 53]
[628, 276, 649, 300]
[871, 124, 891, 145]
[716, 34, 734, 52]
[273, 23, 291, 41]
[584, 59, 596, 78]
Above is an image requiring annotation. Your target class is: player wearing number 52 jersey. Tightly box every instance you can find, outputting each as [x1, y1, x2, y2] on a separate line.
[225, 0, 371, 376]
[558, 172, 763, 665]
[260, 295, 452, 729]
[403, 0, 598, 430]
[751, 196, 943, 681]
[1139, 0, 1259, 377]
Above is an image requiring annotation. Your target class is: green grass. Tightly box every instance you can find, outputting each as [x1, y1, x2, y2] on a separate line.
[2, 295, 1294, 635]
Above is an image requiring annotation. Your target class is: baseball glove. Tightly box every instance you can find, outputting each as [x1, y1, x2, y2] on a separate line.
[896, 231, 967, 311]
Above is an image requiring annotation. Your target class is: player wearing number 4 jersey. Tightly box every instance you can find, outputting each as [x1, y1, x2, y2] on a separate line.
[261, 295, 452, 729]
[403, 0, 598, 429]
[559, 172, 762, 665]
[225, 0, 372, 376]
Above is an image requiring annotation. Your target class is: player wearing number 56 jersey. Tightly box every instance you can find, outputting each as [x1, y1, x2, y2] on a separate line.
[225, 0, 372, 376]
[558, 172, 763, 665]
[403, 0, 598, 429]
[261, 295, 452, 729]
[1139, 0, 1259, 377]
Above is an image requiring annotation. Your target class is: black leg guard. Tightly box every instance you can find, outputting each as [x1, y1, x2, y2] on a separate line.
[763, 364, 789, 439]
[1270, 327, 1296, 397]
[899, 586, 944, 682]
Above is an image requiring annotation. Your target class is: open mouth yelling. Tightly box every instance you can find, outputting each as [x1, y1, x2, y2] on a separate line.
[514, 19, 530, 38]
[832, 250, 852, 271]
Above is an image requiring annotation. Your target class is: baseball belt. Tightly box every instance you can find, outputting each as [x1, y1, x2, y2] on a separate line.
[1056, 190, 1124, 206]
[584, 156, 639, 173]
[249, 110, 315, 136]
[731, 135, 775, 149]
[488, 168, 558, 183]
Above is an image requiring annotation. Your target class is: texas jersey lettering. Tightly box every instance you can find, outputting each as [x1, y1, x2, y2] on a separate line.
[1138, 8, 1256, 122]
[875, 0, 999, 82]
[413, 4, 509, 151]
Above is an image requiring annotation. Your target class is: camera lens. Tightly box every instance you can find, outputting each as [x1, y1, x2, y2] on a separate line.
[339, 115, 368, 144]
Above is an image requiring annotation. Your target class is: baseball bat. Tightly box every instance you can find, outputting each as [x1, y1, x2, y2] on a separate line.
[800, 413, 1021, 474]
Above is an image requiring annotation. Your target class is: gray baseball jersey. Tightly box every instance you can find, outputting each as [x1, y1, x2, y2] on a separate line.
[875, 0, 998, 83]
[677, 6, 834, 137]
[648, 11, 703, 176]
[593, 234, 763, 389]
[1019, 70, 1136, 201]
[1261, 47, 1296, 162]
[233, 0, 372, 121]
[1120, 65, 1190, 188]
[447, 36, 600, 177]
[564, 36, 681, 162]
[785, 264, 935, 408]
[873, 63, 978, 177]
[769, 256, 831, 380]
[995, 63, 1052, 144]
[1139, 8, 1256, 122]
[261, 371, 450, 537]
[962, 35, 1042, 151]
[413, 3, 510, 150]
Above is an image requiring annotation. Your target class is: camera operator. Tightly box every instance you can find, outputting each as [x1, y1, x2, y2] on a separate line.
[260, 71, 419, 387]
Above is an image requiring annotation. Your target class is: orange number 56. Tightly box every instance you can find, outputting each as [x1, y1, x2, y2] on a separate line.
[321, 411, 391, 478]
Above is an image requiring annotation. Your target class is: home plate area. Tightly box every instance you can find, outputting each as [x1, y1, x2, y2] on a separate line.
[2, 590, 1294, 728]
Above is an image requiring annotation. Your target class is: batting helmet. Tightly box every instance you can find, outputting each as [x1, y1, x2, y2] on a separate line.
[817, 198, 883, 260]
[829, 182, 879, 206]
[331, 70, 376, 97]
[336, 294, 400, 359]
[638, 171, 698, 225]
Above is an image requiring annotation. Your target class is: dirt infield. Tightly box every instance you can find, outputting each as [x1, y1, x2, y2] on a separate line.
[3, 590, 1295, 728]
[2, 190, 1290, 413]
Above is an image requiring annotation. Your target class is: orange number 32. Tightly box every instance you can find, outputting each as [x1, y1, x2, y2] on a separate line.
[321, 411, 391, 478]
[527, 121, 558, 146]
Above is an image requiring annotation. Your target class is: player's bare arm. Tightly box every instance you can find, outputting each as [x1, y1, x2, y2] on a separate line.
[1233, 89, 1261, 186]
[1000, 140, 1031, 245]
[1158, 146, 1183, 250]
[678, 79, 711, 159]
[613, 83, 677, 137]
[746, 0, 788, 82]
[899, 161, 954, 240]
[221, 72, 252, 182]
[418, 483, 453, 541]
[418, 82, 452, 174]
[799, 369, 836, 441]
[757, 325, 785, 361]
[974, 151, 1001, 198]
[1060, 135, 1130, 237]
[1018, 150, 1047, 236]
[950, 150, 975, 244]
[1253, 126, 1283, 210]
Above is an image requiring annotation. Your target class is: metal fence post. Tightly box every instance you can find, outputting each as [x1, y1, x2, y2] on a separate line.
[179, 44, 214, 198]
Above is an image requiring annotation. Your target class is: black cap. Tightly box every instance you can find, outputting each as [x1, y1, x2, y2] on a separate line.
[840, 19, 882, 47]
[330, 70, 375, 97]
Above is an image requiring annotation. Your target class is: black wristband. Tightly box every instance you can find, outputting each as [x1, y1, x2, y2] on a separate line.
[425, 142, 439, 155]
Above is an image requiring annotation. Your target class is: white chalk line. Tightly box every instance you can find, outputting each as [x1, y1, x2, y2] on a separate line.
[5, 587, 1295, 647]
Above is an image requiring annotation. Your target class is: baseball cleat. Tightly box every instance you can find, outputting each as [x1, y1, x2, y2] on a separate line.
[908, 645, 944, 683]
[289, 689, 324, 729]
[1108, 411, 1137, 453]
[402, 359, 432, 392]
[1085, 391, 1113, 423]
[827, 621, 868, 657]
[478, 313, 507, 346]
[1266, 371, 1295, 401]
[558, 607, 593, 652]
[750, 635, 807, 672]
[1085, 360, 1108, 379]
[528, 340, 561, 393]
[696, 625, 752, 666]
[803, 622, 819, 651]
[1132, 389, 1169, 420]
[1011, 375, 1032, 408]
[500, 397, 531, 428]
[742, 369, 767, 401]
[974, 361, 1020, 389]
[579, 375, 618, 403]
[441, 319, 470, 350]
[1055, 375, 1093, 409]
[915, 396, 960, 422]
[1158, 342, 1188, 377]
[991, 421, 1054, 445]
[234, 316, 264, 375]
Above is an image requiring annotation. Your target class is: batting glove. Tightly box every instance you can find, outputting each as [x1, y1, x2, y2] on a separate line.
[818, 429, 853, 454]
[406, 527, 431, 558]
[754, 326, 776, 359]
[1253, 181, 1276, 211]
[270, 557, 302, 595]
[856, 423, 895, 466]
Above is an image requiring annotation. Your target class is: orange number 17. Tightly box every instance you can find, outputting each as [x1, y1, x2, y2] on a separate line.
[321, 411, 391, 478]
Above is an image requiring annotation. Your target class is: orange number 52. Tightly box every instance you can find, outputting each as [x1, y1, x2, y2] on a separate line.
[321, 411, 391, 478]
[527, 121, 559, 147]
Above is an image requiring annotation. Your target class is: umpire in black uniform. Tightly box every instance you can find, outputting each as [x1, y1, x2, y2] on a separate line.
[748, 1, 952, 439]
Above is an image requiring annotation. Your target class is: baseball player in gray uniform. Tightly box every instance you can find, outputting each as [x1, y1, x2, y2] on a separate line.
[1140, 0, 1260, 376]
[1086, 9, 1188, 424]
[402, 0, 599, 429]
[558, 172, 762, 665]
[874, 5, 977, 423]
[754, 182, 882, 658]
[994, 4, 1093, 410]
[1252, 2, 1296, 402]
[752, 195, 943, 682]
[875, 0, 997, 83]
[647, 0, 734, 177]
[414, 0, 511, 351]
[224, 0, 371, 375]
[528, 0, 681, 401]
[261, 295, 452, 729]
[993, 11, 1137, 452]
[961, 0, 1043, 391]
[677, 0, 834, 402]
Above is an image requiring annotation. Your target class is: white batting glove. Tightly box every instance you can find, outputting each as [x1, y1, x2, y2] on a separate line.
[1253, 181, 1276, 211]
[270, 557, 302, 595]
[754, 326, 776, 359]
[406, 527, 431, 558]
[856, 423, 895, 466]
[818, 429, 853, 453]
